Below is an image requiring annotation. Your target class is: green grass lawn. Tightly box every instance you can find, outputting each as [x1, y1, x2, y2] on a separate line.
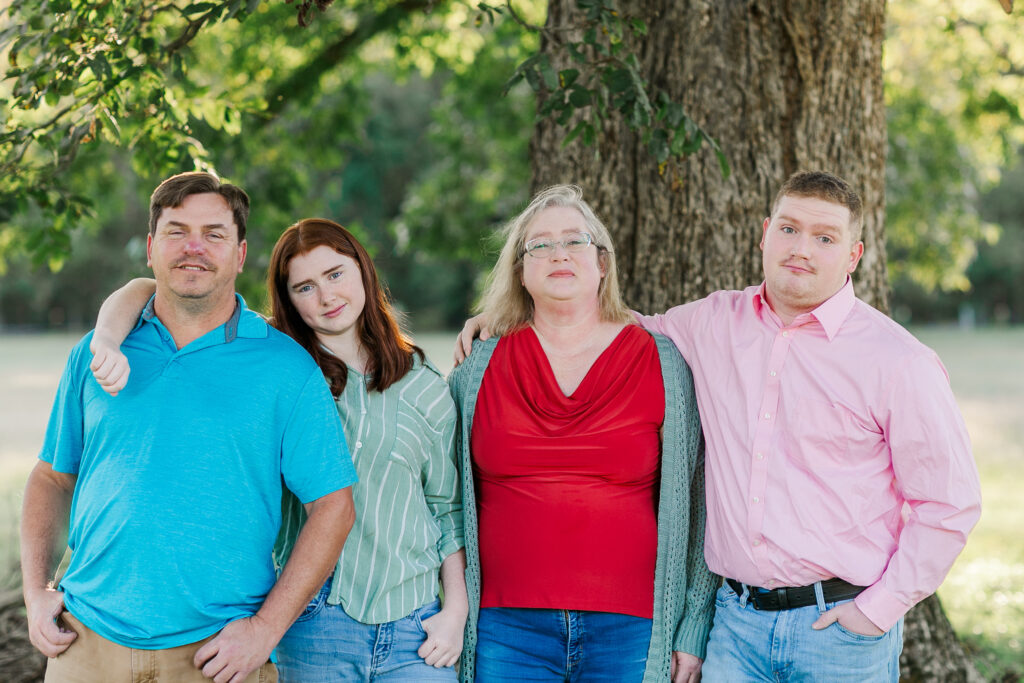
[0, 327, 1021, 678]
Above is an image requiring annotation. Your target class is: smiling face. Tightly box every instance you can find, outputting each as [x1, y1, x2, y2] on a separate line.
[760, 194, 864, 324]
[146, 192, 246, 307]
[520, 206, 605, 309]
[286, 245, 366, 346]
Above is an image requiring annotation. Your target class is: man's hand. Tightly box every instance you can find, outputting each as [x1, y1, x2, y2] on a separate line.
[452, 314, 491, 366]
[671, 651, 702, 683]
[194, 615, 278, 683]
[811, 601, 884, 637]
[89, 333, 130, 396]
[417, 605, 466, 668]
[24, 586, 77, 658]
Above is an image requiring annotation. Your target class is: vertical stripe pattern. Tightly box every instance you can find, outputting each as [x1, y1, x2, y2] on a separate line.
[276, 356, 462, 624]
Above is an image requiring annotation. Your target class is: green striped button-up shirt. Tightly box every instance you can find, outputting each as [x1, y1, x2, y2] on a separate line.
[275, 356, 463, 624]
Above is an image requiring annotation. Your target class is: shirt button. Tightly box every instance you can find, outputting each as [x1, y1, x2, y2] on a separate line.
[753, 497, 760, 503]
[355, 441, 363, 449]
[764, 413, 771, 419]
[782, 331, 790, 337]
[769, 371, 777, 377]
[753, 539, 761, 547]
[756, 452, 764, 460]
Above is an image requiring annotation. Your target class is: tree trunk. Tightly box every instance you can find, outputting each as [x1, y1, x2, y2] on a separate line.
[530, 1, 980, 680]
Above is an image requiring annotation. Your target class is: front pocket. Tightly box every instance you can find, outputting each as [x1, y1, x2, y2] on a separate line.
[831, 621, 888, 643]
[295, 580, 331, 623]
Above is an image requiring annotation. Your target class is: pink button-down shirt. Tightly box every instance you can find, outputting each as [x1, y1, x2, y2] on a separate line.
[639, 279, 981, 630]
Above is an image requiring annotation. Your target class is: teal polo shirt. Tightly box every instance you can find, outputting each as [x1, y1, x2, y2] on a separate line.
[40, 294, 357, 649]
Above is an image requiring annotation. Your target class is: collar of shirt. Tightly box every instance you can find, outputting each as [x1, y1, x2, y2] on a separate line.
[135, 293, 268, 345]
[752, 277, 856, 341]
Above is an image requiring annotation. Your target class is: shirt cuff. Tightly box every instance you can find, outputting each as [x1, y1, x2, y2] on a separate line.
[854, 583, 912, 632]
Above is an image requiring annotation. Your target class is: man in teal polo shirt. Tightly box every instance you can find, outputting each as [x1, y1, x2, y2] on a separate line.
[21, 172, 358, 682]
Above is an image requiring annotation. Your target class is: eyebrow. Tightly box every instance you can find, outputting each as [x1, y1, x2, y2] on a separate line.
[775, 215, 842, 232]
[163, 221, 231, 231]
[288, 263, 346, 289]
[527, 228, 586, 239]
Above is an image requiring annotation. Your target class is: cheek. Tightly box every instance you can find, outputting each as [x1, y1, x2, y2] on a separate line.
[289, 294, 317, 324]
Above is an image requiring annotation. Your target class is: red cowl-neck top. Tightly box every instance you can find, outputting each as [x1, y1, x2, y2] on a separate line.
[471, 324, 665, 618]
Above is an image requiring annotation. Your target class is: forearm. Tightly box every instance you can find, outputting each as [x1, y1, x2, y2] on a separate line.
[20, 464, 74, 594]
[95, 278, 156, 345]
[254, 488, 354, 640]
[438, 549, 468, 617]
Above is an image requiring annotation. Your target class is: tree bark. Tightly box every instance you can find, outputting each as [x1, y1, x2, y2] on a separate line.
[532, 0, 887, 311]
[530, 1, 980, 680]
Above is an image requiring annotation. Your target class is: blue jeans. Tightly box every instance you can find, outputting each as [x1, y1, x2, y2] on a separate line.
[703, 583, 904, 682]
[475, 607, 652, 682]
[277, 580, 456, 682]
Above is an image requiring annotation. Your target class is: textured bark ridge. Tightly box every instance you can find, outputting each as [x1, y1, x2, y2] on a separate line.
[532, 0, 887, 313]
[532, 1, 980, 680]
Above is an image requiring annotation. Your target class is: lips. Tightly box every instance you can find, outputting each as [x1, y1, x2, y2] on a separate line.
[324, 304, 346, 318]
[172, 259, 213, 272]
[782, 262, 813, 274]
[548, 269, 575, 277]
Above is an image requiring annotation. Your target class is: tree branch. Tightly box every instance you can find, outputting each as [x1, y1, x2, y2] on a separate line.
[261, 0, 435, 120]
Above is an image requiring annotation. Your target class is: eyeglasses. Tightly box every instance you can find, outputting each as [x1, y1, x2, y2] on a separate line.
[522, 232, 595, 258]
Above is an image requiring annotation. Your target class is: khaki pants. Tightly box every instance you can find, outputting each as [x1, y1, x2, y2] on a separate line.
[45, 611, 278, 683]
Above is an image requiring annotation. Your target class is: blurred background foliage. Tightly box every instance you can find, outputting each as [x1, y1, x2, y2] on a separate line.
[0, 0, 1022, 330]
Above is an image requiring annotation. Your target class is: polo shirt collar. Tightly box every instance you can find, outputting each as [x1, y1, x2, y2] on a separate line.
[752, 277, 856, 341]
[137, 293, 266, 343]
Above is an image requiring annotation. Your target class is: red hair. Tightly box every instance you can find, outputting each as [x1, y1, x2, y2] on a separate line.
[268, 218, 422, 396]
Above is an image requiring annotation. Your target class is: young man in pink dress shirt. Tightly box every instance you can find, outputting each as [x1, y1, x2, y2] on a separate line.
[634, 171, 981, 681]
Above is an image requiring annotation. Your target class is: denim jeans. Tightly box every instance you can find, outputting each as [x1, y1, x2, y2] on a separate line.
[702, 583, 904, 682]
[276, 580, 456, 682]
[475, 607, 653, 682]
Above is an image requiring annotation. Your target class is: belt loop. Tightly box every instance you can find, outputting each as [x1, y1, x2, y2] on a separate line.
[738, 583, 750, 608]
[813, 581, 826, 613]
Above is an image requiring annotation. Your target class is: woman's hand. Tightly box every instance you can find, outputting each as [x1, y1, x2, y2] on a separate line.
[453, 314, 492, 366]
[417, 604, 467, 668]
[89, 333, 130, 396]
[671, 651, 702, 683]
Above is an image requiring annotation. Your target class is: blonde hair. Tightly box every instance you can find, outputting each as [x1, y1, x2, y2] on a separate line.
[477, 184, 634, 336]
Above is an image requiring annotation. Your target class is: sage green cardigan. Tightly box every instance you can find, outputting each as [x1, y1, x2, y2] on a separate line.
[448, 331, 718, 682]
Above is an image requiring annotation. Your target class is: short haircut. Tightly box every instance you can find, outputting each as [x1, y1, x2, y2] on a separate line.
[149, 172, 250, 241]
[477, 184, 634, 336]
[772, 171, 864, 242]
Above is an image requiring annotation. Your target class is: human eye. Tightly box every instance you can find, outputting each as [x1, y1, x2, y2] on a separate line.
[781, 226, 796, 234]
[327, 270, 343, 280]
[565, 233, 590, 249]
[525, 239, 553, 255]
[818, 235, 834, 244]
[295, 284, 314, 294]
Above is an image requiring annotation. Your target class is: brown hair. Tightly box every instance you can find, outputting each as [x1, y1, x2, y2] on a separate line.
[772, 171, 864, 242]
[149, 172, 250, 240]
[268, 218, 422, 396]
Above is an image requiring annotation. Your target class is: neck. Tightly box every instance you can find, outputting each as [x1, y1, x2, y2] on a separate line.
[531, 301, 604, 346]
[318, 329, 367, 374]
[153, 290, 237, 349]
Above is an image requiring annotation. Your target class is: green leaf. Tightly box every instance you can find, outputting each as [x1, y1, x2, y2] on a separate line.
[539, 56, 558, 90]
[569, 85, 591, 107]
[559, 69, 580, 89]
[648, 128, 669, 163]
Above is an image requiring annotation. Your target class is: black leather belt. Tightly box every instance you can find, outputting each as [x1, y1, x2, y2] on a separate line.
[725, 577, 866, 611]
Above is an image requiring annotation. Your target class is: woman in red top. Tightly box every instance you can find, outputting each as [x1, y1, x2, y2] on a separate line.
[449, 185, 716, 682]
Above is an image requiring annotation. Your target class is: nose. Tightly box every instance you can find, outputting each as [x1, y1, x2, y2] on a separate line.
[790, 234, 812, 258]
[183, 234, 205, 254]
[319, 286, 336, 306]
[549, 242, 571, 260]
